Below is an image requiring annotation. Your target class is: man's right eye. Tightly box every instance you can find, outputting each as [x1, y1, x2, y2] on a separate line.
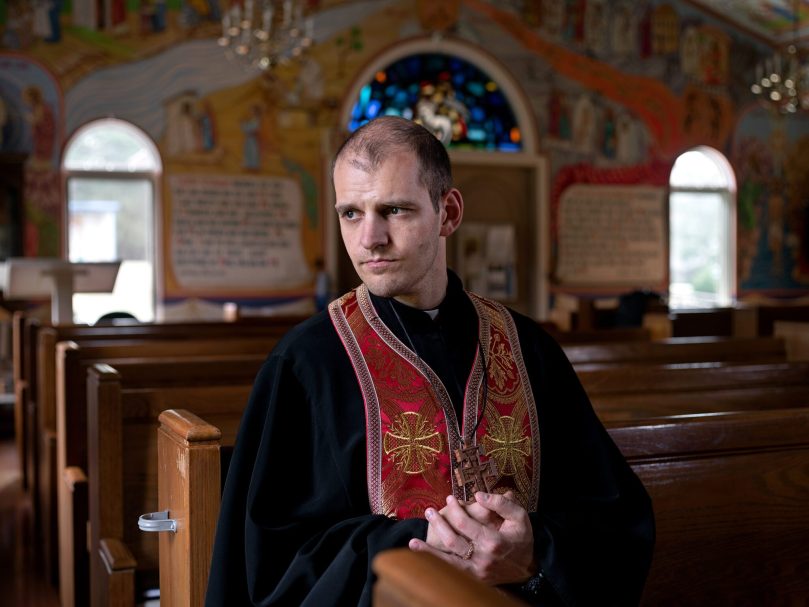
[341, 210, 355, 219]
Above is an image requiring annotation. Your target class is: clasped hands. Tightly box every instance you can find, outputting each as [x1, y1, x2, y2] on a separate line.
[408, 490, 536, 586]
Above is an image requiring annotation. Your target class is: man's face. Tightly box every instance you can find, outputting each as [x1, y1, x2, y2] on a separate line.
[334, 150, 448, 309]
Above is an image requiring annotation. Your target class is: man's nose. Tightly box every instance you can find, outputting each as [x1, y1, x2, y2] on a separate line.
[360, 215, 388, 249]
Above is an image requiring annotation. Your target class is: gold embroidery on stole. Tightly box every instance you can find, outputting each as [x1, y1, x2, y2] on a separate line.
[330, 286, 540, 518]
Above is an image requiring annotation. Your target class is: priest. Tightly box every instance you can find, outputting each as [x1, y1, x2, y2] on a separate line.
[205, 116, 654, 606]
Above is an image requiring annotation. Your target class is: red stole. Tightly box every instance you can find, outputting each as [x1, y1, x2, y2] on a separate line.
[329, 285, 539, 520]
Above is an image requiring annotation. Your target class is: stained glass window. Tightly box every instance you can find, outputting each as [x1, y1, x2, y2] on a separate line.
[347, 54, 522, 152]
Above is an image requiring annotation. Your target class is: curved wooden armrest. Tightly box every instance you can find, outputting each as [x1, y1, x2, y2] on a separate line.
[99, 538, 137, 572]
[63, 466, 88, 491]
[372, 549, 525, 606]
[159, 409, 222, 443]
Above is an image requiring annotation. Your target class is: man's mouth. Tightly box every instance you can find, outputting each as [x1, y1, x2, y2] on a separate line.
[362, 258, 396, 271]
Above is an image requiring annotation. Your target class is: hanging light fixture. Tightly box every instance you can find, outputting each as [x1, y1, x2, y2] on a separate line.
[218, 0, 314, 71]
[750, 0, 807, 114]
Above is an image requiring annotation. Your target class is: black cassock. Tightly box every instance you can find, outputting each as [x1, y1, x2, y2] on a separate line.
[205, 273, 654, 606]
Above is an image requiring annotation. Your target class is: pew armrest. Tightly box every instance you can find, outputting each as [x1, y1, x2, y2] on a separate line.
[59, 466, 89, 607]
[372, 549, 526, 607]
[99, 538, 137, 572]
[64, 465, 87, 491]
[159, 408, 222, 443]
[98, 538, 136, 607]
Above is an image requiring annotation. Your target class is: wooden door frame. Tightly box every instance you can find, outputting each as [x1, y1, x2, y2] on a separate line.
[449, 150, 549, 320]
[327, 37, 549, 319]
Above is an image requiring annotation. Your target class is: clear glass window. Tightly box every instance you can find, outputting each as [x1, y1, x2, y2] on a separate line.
[63, 120, 160, 324]
[668, 148, 735, 309]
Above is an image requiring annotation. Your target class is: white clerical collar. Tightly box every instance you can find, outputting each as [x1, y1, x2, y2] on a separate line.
[424, 308, 439, 320]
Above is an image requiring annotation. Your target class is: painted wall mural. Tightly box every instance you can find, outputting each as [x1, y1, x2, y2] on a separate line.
[0, 54, 63, 257]
[0, 0, 808, 313]
[733, 107, 809, 292]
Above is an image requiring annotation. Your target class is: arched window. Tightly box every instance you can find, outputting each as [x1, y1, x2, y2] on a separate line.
[63, 119, 161, 323]
[347, 53, 523, 152]
[668, 147, 735, 308]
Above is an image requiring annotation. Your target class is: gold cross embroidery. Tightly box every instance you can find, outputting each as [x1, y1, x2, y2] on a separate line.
[383, 411, 443, 474]
[482, 415, 531, 476]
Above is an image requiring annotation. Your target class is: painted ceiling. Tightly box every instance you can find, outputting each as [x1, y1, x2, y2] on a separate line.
[690, 0, 809, 45]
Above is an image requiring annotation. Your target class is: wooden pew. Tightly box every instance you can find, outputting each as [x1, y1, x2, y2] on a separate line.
[755, 303, 809, 336]
[12, 311, 40, 490]
[152, 409, 527, 607]
[150, 409, 234, 607]
[42, 332, 285, 595]
[19, 316, 300, 496]
[56, 343, 271, 607]
[563, 335, 787, 368]
[373, 407, 809, 605]
[775, 320, 809, 361]
[610, 408, 809, 605]
[373, 549, 526, 606]
[152, 406, 809, 607]
[577, 360, 809, 421]
[548, 326, 652, 344]
[85, 360, 261, 607]
[668, 307, 735, 337]
[12, 315, 298, 571]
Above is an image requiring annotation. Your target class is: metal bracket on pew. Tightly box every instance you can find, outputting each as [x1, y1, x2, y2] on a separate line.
[138, 510, 177, 533]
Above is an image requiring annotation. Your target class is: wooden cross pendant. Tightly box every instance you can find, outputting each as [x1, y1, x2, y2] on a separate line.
[454, 444, 498, 500]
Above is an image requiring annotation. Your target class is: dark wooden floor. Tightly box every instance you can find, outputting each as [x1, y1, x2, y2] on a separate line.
[0, 435, 60, 607]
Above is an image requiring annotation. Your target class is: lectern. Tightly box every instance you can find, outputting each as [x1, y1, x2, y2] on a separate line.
[0, 258, 121, 325]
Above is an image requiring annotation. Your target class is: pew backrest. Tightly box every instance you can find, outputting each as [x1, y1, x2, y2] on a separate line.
[87, 360, 259, 607]
[154, 409, 224, 607]
[578, 360, 809, 420]
[775, 320, 809, 361]
[607, 408, 809, 605]
[57, 347, 266, 607]
[373, 549, 526, 606]
[563, 336, 786, 367]
[153, 405, 809, 607]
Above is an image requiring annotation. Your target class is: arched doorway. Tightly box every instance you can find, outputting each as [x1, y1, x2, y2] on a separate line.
[331, 38, 548, 318]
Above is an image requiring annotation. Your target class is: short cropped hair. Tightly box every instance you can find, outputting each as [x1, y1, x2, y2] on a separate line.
[332, 116, 452, 212]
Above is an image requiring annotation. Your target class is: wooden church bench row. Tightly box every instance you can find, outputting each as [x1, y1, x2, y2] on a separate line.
[11, 312, 302, 491]
[11, 311, 39, 491]
[63, 344, 806, 604]
[19, 315, 774, 579]
[64, 355, 265, 607]
[151, 405, 809, 607]
[48, 336, 276, 607]
[611, 407, 809, 605]
[667, 303, 809, 338]
[562, 335, 787, 368]
[37, 336, 280, 588]
[9, 314, 804, 604]
[578, 360, 809, 421]
[24, 324, 292, 593]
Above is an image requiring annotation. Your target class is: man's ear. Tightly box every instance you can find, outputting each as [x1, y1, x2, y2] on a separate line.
[439, 188, 464, 238]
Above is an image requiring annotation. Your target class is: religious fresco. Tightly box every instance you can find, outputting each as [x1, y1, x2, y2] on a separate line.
[467, 0, 802, 297]
[0, 54, 63, 257]
[733, 106, 809, 291]
[0, 0, 807, 308]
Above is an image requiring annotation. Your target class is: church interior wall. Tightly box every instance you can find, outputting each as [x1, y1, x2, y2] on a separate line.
[1, 0, 808, 321]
